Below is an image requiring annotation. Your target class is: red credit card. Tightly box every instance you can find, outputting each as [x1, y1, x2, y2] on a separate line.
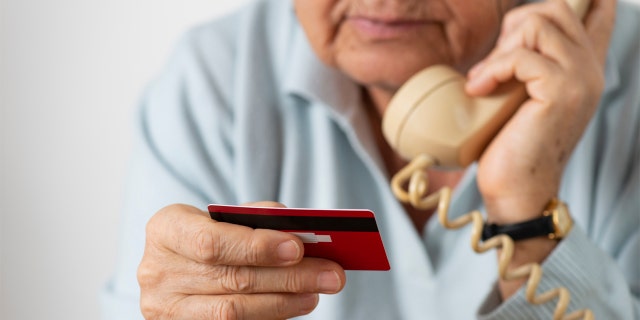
[208, 204, 390, 271]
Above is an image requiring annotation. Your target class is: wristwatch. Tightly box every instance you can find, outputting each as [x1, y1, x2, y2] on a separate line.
[481, 198, 573, 241]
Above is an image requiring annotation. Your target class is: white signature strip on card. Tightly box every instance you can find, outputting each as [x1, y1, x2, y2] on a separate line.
[289, 232, 333, 243]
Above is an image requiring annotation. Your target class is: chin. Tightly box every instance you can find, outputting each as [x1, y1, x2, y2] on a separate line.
[336, 49, 446, 93]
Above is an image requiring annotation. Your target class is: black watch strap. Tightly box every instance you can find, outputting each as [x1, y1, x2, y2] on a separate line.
[481, 215, 554, 241]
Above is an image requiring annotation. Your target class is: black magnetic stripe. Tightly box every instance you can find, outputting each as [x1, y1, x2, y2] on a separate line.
[209, 212, 378, 232]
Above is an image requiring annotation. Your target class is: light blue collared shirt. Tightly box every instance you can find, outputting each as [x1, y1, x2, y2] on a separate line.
[102, 0, 639, 318]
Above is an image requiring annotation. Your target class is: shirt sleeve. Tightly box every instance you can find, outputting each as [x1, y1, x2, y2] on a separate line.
[477, 225, 639, 319]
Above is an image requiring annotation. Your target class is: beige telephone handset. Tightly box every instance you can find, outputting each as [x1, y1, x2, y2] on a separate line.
[383, 0, 594, 319]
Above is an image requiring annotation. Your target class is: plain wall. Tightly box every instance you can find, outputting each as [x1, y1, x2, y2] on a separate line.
[1, 1, 248, 319]
[2, 1, 638, 319]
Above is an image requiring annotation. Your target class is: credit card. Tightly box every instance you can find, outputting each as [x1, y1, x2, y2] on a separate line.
[208, 204, 390, 271]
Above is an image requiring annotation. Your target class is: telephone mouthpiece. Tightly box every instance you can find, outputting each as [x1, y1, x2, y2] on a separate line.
[382, 65, 526, 168]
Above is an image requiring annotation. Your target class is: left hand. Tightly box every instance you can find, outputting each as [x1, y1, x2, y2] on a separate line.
[465, 0, 616, 224]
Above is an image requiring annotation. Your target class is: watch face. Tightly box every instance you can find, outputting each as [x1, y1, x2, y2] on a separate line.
[553, 203, 573, 236]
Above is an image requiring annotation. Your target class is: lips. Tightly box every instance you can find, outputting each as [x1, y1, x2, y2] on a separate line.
[346, 16, 430, 40]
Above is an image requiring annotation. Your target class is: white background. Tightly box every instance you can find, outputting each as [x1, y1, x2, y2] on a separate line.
[1, 1, 248, 319]
[1, 0, 638, 319]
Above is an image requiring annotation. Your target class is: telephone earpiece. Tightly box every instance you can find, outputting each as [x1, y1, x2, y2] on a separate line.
[382, 0, 591, 168]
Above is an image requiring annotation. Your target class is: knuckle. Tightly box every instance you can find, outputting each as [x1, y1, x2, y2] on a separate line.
[140, 294, 183, 320]
[211, 297, 241, 320]
[523, 14, 545, 34]
[281, 272, 303, 292]
[140, 302, 161, 319]
[217, 266, 255, 293]
[502, 10, 519, 30]
[139, 294, 164, 320]
[146, 204, 183, 241]
[145, 211, 164, 240]
[526, 13, 543, 26]
[273, 294, 291, 318]
[151, 204, 181, 223]
[243, 233, 263, 265]
[139, 299, 156, 319]
[512, 47, 529, 60]
[191, 225, 218, 263]
[563, 83, 586, 108]
[137, 259, 164, 290]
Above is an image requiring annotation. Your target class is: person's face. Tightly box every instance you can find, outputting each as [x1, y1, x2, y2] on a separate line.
[294, 0, 515, 94]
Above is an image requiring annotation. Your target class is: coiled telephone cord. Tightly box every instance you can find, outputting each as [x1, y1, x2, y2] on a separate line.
[390, 154, 594, 320]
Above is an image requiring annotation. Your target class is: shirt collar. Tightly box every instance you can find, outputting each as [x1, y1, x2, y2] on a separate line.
[281, 26, 362, 121]
[281, 25, 388, 176]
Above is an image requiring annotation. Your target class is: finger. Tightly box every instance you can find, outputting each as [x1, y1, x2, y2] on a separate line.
[492, 12, 582, 68]
[583, 0, 617, 64]
[501, 0, 588, 46]
[466, 48, 560, 97]
[172, 257, 346, 295]
[470, 2, 591, 88]
[502, 0, 615, 66]
[147, 204, 303, 266]
[170, 293, 320, 320]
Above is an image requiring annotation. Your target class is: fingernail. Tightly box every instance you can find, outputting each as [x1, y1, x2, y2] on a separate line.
[465, 77, 479, 90]
[277, 240, 300, 262]
[299, 293, 319, 314]
[317, 271, 341, 293]
[465, 75, 483, 94]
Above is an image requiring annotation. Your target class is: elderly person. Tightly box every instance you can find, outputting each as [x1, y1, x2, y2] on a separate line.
[102, 0, 638, 319]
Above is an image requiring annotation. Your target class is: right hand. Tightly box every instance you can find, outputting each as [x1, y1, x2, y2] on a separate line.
[137, 202, 346, 319]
